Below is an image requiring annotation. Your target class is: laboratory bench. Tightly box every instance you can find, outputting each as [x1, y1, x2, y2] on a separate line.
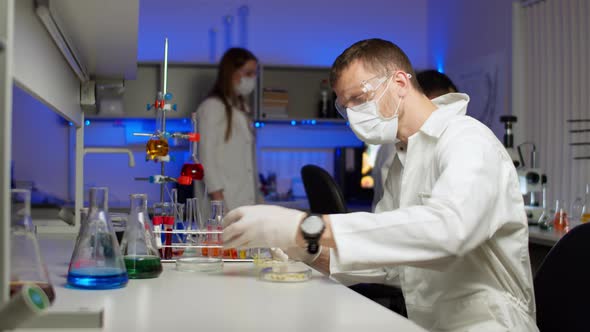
[16, 232, 427, 332]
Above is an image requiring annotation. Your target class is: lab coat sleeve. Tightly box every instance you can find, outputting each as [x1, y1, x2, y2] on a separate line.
[196, 99, 226, 193]
[329, 130, 512, 272]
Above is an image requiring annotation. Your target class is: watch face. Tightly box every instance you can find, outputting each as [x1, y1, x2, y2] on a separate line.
[302, 216, 324, 235]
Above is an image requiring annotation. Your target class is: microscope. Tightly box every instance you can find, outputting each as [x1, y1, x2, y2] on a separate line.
[500, 116, 547, 224]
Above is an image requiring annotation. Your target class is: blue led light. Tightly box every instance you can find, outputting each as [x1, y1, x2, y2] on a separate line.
[254, 122, 261, 128]
[182, 118, 188, 124]
[311, 120, 316, 125]
[85, 120, 91, 126]
[68, 122, 73, 126]
[291, 120, 296, 126]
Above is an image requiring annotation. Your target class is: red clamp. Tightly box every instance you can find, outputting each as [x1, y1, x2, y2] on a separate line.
[187, 133, 201, 142]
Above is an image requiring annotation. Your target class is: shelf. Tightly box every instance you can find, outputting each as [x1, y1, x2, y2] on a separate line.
[255, 118, 347, 126]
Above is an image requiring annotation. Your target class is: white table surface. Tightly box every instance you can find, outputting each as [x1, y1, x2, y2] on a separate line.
[18, 235, 426, 332]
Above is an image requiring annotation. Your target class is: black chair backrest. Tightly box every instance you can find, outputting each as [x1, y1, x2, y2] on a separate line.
[301, 164, 347, 214]
[534, 223, 590, 331]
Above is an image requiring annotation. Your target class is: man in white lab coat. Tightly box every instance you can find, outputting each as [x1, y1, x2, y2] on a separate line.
[223, 39, 538, 331]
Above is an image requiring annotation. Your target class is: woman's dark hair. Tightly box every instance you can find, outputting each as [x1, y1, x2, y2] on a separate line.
[208, 48, 258, 141]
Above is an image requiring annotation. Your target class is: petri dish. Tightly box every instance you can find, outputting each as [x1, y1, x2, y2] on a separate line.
[176, 257, 223, 273]
[259, 262, 312, 283]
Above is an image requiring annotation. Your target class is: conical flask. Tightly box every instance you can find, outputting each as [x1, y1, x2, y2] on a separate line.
[120, 194, 163, 279]
[9, 189, 55, 303]
[67, 187, 128, 289]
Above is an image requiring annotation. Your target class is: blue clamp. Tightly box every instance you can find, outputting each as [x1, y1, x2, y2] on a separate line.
[172, 104, 177, 111]
[165, 93, 173, 100]
[146, 104, 152, 111]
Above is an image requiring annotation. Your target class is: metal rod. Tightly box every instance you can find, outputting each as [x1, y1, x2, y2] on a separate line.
[133, 133, 154, 137]
[570, 142, 590, 146]
[0, 0, 14, 305]
[574, 156, 590, 160]
[570, 129, 590, 133]
[163, 37, 168, 95]
[160, 38, 169, 204]
[567, 119, 590, 122]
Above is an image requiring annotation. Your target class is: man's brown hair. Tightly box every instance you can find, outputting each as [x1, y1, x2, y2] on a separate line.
[330, 38, 421, 92]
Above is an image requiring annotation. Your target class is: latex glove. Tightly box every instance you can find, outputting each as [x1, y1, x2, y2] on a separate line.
[223, 205, 306, 249]
[269, 248, 289, 262]
[271, 246, 322, 265]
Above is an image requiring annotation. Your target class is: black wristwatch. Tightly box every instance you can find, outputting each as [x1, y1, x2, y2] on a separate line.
[300, 214, 325, 254]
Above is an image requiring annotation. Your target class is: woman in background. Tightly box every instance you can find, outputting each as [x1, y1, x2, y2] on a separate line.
[195, 48, 259, 212]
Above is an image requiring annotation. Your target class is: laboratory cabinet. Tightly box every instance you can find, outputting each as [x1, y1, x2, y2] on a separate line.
[86, 63, 339, 122]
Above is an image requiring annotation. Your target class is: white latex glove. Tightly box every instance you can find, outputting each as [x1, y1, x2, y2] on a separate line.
[271, 246, 322, 265]
[222, 205, 306, 249]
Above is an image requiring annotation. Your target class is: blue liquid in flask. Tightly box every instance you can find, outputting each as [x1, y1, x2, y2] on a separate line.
[67, 267, 128, 290]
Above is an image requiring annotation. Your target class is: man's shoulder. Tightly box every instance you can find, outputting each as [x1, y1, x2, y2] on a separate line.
[440, 115, 499, 144]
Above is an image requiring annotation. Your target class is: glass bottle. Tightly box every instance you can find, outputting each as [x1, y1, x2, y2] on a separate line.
[67, 187, 128, 289]
[120, 194, 163, 279]
[581, 184, 590, 223]
[9, 189, 55, 303]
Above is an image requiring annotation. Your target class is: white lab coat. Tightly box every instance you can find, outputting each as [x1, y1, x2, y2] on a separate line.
[195, 97, 258, 212]
[371, 142, 396, 211]
[329, 93, 538, 331]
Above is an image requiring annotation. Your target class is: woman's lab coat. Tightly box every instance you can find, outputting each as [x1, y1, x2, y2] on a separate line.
[329, 94, 538, 332]
[195, 97, 258, 212]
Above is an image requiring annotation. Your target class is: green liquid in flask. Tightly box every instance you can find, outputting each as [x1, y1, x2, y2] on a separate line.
[124, 255, 163, 279]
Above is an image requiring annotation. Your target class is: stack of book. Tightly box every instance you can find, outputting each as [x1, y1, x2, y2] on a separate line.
[261, 89, 289, 119]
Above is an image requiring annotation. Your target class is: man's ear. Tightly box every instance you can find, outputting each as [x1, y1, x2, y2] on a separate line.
[394, 71, 410, 98]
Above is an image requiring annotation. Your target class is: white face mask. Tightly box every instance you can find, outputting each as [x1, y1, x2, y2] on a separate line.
[235, 76, 256, 96]
[346, 79, 403, 144]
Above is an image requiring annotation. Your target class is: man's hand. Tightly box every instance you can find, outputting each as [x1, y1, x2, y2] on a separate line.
[222, 205, 306, 249]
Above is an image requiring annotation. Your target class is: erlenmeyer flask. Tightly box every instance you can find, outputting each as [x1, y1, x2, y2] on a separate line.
[581, 184, 590, 223]
[67, 187, 128, 289]
[120, 194, 162, 279]
[552, 199, 569, 232]
[9, 189, 55, 303]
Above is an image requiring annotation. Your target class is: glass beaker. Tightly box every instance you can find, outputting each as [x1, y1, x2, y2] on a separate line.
[67, 187, 128, 289]
[9, 189, 55, 303]
[146, 136, 169, 160]
[552, 199, 569, 232]
[581, 184, 590, 223]
[120, 194, 163, 279]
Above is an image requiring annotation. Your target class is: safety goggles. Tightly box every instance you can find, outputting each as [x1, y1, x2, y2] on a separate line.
[334, 72, 412, 118]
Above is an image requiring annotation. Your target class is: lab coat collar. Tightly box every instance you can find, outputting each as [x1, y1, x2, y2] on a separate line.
[419, 93, 470, 139]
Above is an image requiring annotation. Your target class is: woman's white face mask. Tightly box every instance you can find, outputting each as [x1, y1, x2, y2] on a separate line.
[345, 77, 403, 144]
[235, 76, 256, 96]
